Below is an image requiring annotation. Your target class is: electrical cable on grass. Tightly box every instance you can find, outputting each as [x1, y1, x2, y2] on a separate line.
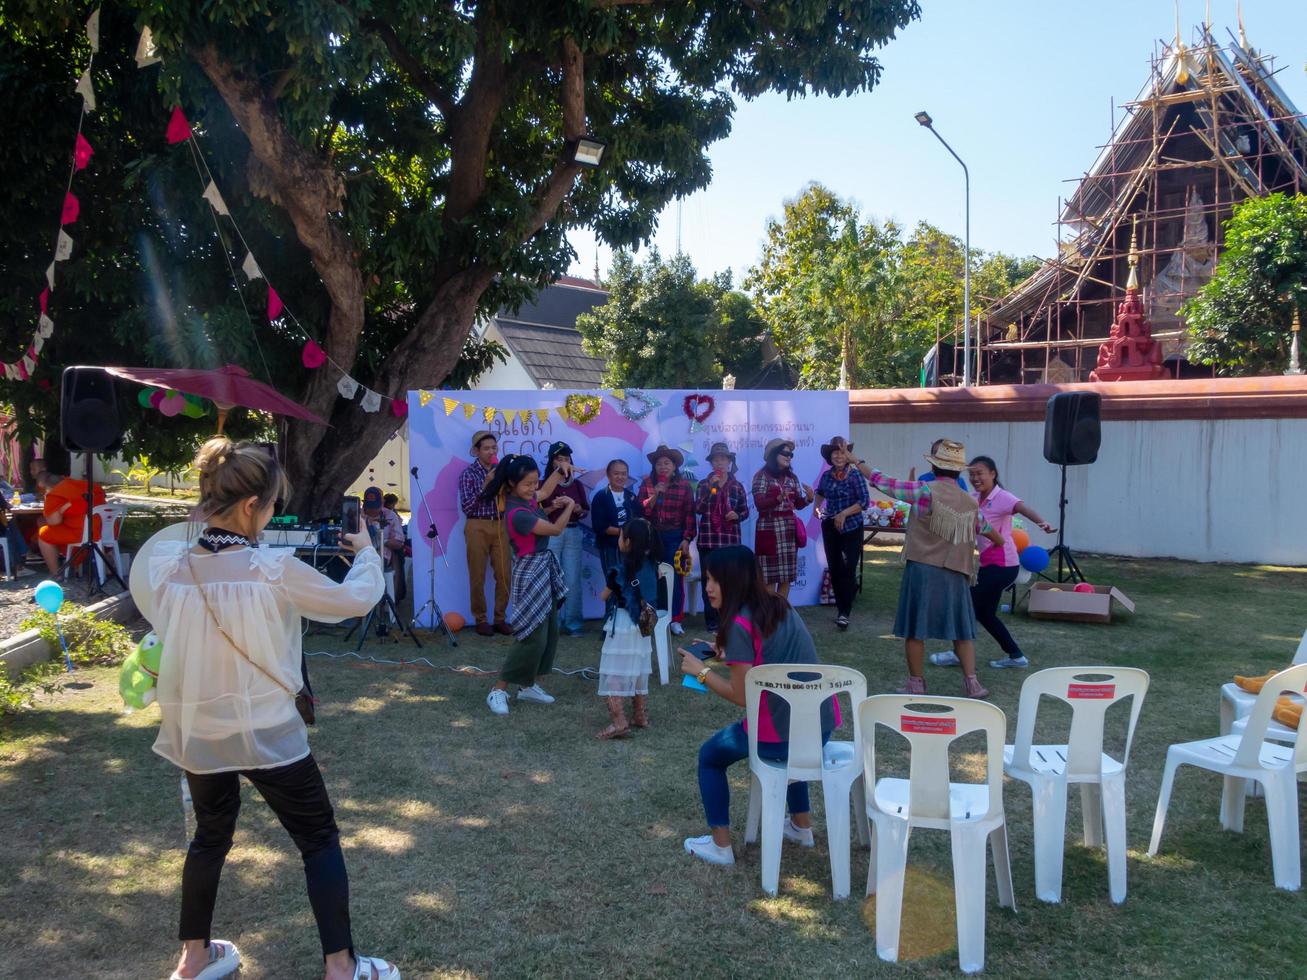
[305, 649, 599, 680]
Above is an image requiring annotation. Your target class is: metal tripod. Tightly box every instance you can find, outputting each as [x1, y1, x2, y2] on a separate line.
[346, 587, 421, 653]
[65, 453, 125, 598]
[1045, 464, 1085, 584]
[409, 466, 459, 647]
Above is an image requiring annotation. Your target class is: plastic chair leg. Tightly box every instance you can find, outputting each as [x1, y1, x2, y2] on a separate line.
[757, 775, 789, 897]
[1031, 775, 1068, 903]
[744, 773, 761, 845]
[852, 774, 870, 847]
[822, 779, 852, 900]
[989, 823, 1016, 911]
[1262, 776, 1301, 891]
[951, 826, 989, 974]
[865, 817, 878, 897]
[1220, 775, 1248, 833]
[1218, 694, 1234, 736]
[872, 817, 912, 963]
[1101, 774, 1129, 904]
[1081, 783, 1104, 848]
[1147, 756, 1181, 856]
[653, 624, 670, 685]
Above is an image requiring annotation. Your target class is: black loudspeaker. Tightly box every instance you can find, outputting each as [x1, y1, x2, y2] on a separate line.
[1043, 392, 1101, 466]
[61, 366, 123, 454]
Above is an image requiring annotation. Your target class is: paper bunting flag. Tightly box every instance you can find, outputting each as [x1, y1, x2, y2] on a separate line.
[38, 289, 49, 315]
[360, 389, 382, 413]
[61, 192, 79, 225]
[442, 396, 458, 415]
[55, 230, 73, 261]
[135, 27, 161, 68]
[4, 364, 16, 381]
[462, 403, 477, 420]
[301, 339, 326, 369]
[503, 409, 518, 425]
[20, 355, 35, 377]
[45, 263, 55, 290]
[267, 286, 283, 321]
[32, 335, 44, 355]
[75, 69, 95, 111]
[165, 106, 192, 145]
[482, 406, 496, 424]
[530, 408, 545, 424]
[336, 374, 360, 400]
[38, 315, 54, 339]
[391, 399, 408, 418]
[417, 390, 434, 408]
[201, 181, 229, 216]
[554, 403, 570, 423]
[241, 252, 262, 281]
[86, 9, 100, 51]
[73, 133, 94, 171]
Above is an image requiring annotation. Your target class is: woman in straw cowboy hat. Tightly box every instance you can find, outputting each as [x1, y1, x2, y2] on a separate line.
[751, 438, 814, 600]
[865, 439, 1004, 699]
[694, 442, 749, 631]
[639, 445, 697, 635]
[814, 436, 871, 631]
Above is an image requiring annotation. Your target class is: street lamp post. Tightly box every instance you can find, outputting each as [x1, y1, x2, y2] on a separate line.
[915, 111, 971, 387]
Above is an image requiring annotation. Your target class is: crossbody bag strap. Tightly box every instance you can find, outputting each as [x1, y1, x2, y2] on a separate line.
[185, 550, 297, 701]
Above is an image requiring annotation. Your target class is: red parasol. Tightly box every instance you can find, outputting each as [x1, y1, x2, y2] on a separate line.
[102, 364, 328, 434]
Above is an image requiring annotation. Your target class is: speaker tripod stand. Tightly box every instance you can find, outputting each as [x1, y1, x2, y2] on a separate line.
[1045, 463, 1085, 585]
[65, 454, 125, 599]
[409, 466, 459, 647]
[345, 585, 422, 654]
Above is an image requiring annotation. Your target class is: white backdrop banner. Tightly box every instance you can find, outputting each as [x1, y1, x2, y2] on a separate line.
[407, 389, 850, 627]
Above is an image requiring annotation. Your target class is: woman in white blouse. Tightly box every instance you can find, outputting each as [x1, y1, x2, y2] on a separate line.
[151, 437, 398, 980]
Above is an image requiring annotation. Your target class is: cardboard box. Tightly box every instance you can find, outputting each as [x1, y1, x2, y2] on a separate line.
[1026, 582, 1135, 624]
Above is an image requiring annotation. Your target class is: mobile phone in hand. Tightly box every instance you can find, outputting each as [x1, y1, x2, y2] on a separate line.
[685, 640, 716, 660]
[341, 496, 361, 535]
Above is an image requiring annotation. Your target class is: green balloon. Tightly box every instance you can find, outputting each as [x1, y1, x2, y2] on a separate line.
[137, 388, 154, 408]
[182, 400, 207, 419]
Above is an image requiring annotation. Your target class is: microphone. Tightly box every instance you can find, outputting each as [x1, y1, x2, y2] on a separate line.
[410, 466, 419, 478]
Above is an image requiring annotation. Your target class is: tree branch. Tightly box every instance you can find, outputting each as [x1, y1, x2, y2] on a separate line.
[359, 17, 457, 119]
[518, 36, 587, 242]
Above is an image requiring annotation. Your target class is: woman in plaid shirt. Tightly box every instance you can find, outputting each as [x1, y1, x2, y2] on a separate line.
[751, 438, 814, 600]
[694, 442, 749, 631]
[814, 436, 870, 631]
[639, 445, 696, 634]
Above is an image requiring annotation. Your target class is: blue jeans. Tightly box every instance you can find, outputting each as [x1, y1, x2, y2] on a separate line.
[547, 525, 584, 632]
[698, 721, 811, 828]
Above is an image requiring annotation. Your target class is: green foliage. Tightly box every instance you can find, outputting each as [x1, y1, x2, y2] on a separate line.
[577, 251, 764, 388]
[21, 603, 135, 667]
[1182, 193, 1307, 376]
[0, 661, 65, 715]
[112, 455, 165, 495]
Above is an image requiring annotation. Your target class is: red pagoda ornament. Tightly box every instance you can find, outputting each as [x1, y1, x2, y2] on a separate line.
[1090, 219, 1167, 382]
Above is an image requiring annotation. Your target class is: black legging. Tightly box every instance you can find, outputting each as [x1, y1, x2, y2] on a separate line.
[971, 564, 1022, 656]
[820, 519, 863, 617]
[181, 754, 353, 957]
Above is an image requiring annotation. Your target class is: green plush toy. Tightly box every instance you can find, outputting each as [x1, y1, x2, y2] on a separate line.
[119, 632, 162, 711]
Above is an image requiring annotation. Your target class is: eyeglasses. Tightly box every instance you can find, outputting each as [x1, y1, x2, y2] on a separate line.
[778, 451, 794, 458]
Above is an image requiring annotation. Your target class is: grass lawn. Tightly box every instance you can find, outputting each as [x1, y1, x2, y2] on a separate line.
[2, 545, 1305, 978]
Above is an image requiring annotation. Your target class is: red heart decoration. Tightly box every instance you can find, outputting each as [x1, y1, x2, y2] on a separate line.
[683, 393, 715, 425]
[302, 339, 326, 369]
[391, 399, 408, 418]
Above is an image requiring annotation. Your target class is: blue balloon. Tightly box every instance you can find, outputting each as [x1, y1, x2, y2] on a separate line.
[1019, 545, 1050, 574]
[34, 580, 64, 614]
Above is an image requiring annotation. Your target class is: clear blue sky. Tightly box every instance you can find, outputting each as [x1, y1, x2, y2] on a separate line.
[567, 0, 1307, 284]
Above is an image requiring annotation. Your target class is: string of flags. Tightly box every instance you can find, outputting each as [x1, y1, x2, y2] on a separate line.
[415, 388, 665, 427]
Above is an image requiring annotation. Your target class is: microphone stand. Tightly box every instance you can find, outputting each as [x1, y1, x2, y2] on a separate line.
[409, 465, 458, 647]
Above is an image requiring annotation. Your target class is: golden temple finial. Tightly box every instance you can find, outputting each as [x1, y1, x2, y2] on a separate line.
[1237, 1, 1250, 50]
[1126, 217, 1140, 291]
[1294, 307, 1302, 334]
[1173, 1, 1190, 85]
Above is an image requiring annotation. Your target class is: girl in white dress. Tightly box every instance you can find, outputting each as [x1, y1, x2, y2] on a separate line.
[596, 518, 661, 739]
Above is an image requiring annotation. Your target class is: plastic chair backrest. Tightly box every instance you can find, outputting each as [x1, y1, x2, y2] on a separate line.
[93, 504, 123, 544]
[1234, 662, 1307, 769]
[859, 694, 1006, 822]
[1010, 666, 1150, 778]
[745, 664, 865, 778]
[1292, 628, 1307, 665]
[656, 562, 673, 614]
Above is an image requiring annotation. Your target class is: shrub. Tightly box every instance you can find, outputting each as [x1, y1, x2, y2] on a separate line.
[0, 661, 65, 715]
[21, 603, 135, 667]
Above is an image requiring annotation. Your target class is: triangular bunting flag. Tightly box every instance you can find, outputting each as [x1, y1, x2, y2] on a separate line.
[534, 408, 549, 425]
[19, 356, 34, 378]
[241, 251, 262, 281]
[201, 181, 229, 216]
[391, 399, 408, 418]
[482, 406, 496, 424]
[442, 396, 458, 415]
[135, 27, 161, 68]
[360, 389, 382, 413]
[418, 390, 435, 408]
[38, 289, 49, 314]
[165, 106, 192, 144]
[32, 334, 45, 355]
[73, 133, 94, 171]
[45, 263, 55, 290]
[38, 315, 54, 339]
[55, 231, 73, 261]
[86, 8, 100, 51]
[462, 403, 477, 420]
[337, 374, 360, 400]
[61, 192, 80, 226]
[75, 69, 95, 111]
[301, 339, 326, 369]
[3, 364, 17, 381]
[555, 404, 570, 423]
[267, 286, 283, 321]
[503, 409, 518, 425]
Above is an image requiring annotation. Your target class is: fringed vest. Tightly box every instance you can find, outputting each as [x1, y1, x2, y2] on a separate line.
[902, 477, 979, 580]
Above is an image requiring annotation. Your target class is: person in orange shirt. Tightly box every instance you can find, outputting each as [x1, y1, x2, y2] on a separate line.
[37, 471, 106, 574]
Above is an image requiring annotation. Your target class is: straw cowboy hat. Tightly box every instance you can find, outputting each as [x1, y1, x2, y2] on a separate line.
[763, 438, 796, 461]
[469, 430, 495, 453]
[820, 436, 854, 464]
[924, 439, 967, 472]
[706, 442, 736, 463]
[646, 444, 684, 468]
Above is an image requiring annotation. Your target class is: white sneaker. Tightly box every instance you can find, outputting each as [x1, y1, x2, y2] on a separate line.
[169, 939, 240, 980]
[486, 689, 510, 715]
[517, 683, 555, 704]
[928, 651, 961, 667]
[670, 622, 685, 636]
[990, 656, 1030, 669]
[684, 834, 735, 865]
[783, 818, 815, 847]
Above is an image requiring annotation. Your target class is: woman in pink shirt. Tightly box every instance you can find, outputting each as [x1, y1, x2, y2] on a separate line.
[940, 456, 1054, 670]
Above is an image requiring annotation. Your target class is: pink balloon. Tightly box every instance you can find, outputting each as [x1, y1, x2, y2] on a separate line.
[149, 389, 166, 408]
[159, 393, 185, 417]
[1073, 583, 1095, 594]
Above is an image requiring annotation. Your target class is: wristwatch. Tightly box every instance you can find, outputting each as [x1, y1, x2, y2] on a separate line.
[696, 667, 712, 686]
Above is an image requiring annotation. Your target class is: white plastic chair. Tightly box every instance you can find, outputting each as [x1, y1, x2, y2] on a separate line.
[1220, 628, 1307, 737]
[1004, 666, 1150, 904]
[64, 504, 124, 584]
[741, 664, 868, 900]
[861, 695, 1015, 975]
[1149, 662, 1307, 890]
[0, 534, 9, 578]
[651, 561, 674, 685]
